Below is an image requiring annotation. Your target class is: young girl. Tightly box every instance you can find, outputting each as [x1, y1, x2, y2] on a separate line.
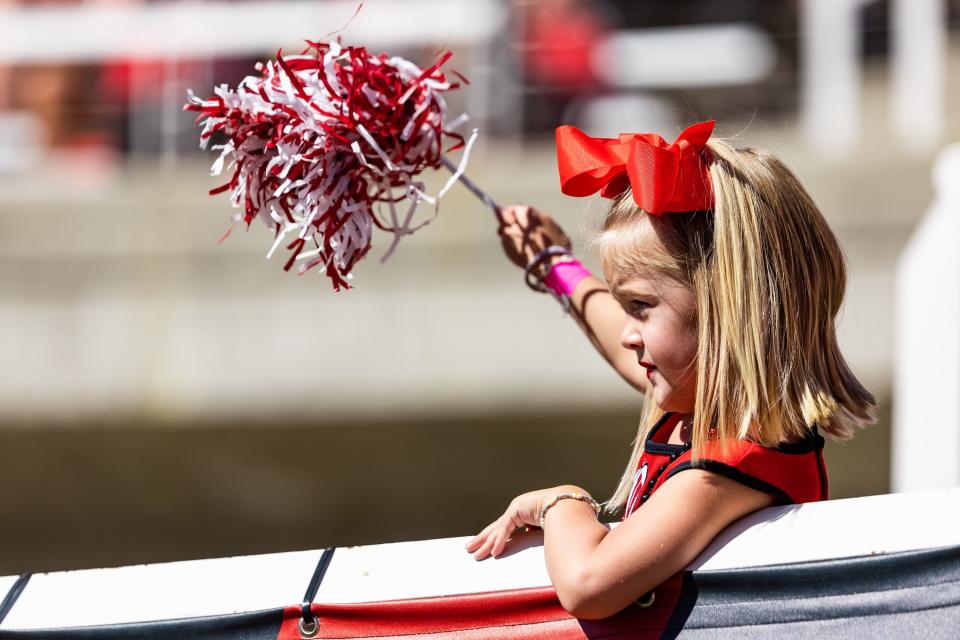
[464, 120, 875, 620]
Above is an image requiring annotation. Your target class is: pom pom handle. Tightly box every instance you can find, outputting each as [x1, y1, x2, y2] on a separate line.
[438, 155, 500, 215]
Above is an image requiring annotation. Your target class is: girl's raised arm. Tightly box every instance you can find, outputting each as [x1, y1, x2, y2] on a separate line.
[497, 204, 648, 392]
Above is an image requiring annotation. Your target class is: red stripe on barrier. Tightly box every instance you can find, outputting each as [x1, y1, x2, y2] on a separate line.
[277, 574, 685, 639]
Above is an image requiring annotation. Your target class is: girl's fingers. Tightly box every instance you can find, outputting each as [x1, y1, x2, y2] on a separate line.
[472, 534, 496, 560]
[466, 525, 498, 559]
[475, 518, 519, 560]
[467, 536, 487, 557]
[499, 205, 536, 230]
[497, 205, 518, 226]
[465, 531, 494, 554]
[467, 505, 533, 560]
[491, 530, 509, 558]
[464, 535, 483, 553]
[464, 521, 500, 552]
[491, 518, 526, 557]
[499, 226, 523, 240]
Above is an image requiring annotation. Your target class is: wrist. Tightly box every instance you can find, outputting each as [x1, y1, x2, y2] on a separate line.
[538, 485, 581, 512]
[523, 245, 573, 294]
[538, 486, 600, 529]
[540, 254, 573, 275]
[543, 259, 591, 298]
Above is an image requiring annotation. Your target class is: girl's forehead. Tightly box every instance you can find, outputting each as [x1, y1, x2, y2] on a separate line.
[599, 220, 671, 285]
[605, 270, 664, 296]
[599, 212, 670, 253]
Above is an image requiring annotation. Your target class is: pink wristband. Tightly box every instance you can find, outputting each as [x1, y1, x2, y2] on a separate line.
[543, 259, 591, 298]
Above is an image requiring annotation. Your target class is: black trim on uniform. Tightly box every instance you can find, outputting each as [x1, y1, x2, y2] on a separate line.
[645, 415, 823, 456]
[644, 413, 691, 456]
[774, 426, 825, 454]
[0, 573, 31, 627]
[660, 571, 699, 640]
[644, 412, 674, 440]
[665, 461, 794, 505]
[815, 449, 829, 500]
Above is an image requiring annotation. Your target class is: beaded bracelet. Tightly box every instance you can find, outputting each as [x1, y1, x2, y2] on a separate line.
[523, 245, 573, 294]
[524, 245, 587, 312]
[538, 491, 602, 529]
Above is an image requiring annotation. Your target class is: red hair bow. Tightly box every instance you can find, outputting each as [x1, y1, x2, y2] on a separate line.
[555, 120, 715, 215]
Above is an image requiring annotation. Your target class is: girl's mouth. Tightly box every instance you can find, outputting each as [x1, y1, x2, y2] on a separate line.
[639, 361, 657, 380]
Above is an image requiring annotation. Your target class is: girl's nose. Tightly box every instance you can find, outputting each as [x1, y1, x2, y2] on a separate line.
[620, 324, 644, 351]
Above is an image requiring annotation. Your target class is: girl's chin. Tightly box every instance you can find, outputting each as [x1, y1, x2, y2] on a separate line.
[653, 390, 695, 414]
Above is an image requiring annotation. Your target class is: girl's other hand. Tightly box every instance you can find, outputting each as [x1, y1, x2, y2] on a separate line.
[497, 204, 572, 272]
[465, 486, 575, 560]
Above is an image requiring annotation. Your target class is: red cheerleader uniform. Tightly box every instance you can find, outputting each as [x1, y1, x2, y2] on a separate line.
[624, 412, 828, 518]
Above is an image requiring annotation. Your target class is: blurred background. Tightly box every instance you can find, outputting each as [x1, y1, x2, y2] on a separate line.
[0, 0, 957, 575]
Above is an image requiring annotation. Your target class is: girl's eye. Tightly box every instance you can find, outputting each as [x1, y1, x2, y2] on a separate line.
[629, 300, 651, 315]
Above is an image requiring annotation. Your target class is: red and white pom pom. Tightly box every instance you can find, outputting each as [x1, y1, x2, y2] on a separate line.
[185, 40, 476, 291]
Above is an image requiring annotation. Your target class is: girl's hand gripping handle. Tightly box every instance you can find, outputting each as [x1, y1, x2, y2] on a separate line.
[496, 204, 573, 277]
[494, 203, 648, 392]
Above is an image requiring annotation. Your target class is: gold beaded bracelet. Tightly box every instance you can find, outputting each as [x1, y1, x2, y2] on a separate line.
[538, 491, 602, 529]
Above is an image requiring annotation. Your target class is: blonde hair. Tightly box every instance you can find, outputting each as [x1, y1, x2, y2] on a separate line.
[598, 138, 876, 513]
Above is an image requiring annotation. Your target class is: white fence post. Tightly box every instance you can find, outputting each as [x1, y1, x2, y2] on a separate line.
[893, 144, 960, 492]
[890, 0, 946, 153]
[799, 0, 871, 157]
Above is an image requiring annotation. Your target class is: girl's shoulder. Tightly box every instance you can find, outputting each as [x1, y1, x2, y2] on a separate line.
[689, 429, 828, 505]
[631, 417, 827, 516]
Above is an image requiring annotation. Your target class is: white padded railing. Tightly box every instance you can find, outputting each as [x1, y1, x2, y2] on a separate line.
[1, 487, 958, 630]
